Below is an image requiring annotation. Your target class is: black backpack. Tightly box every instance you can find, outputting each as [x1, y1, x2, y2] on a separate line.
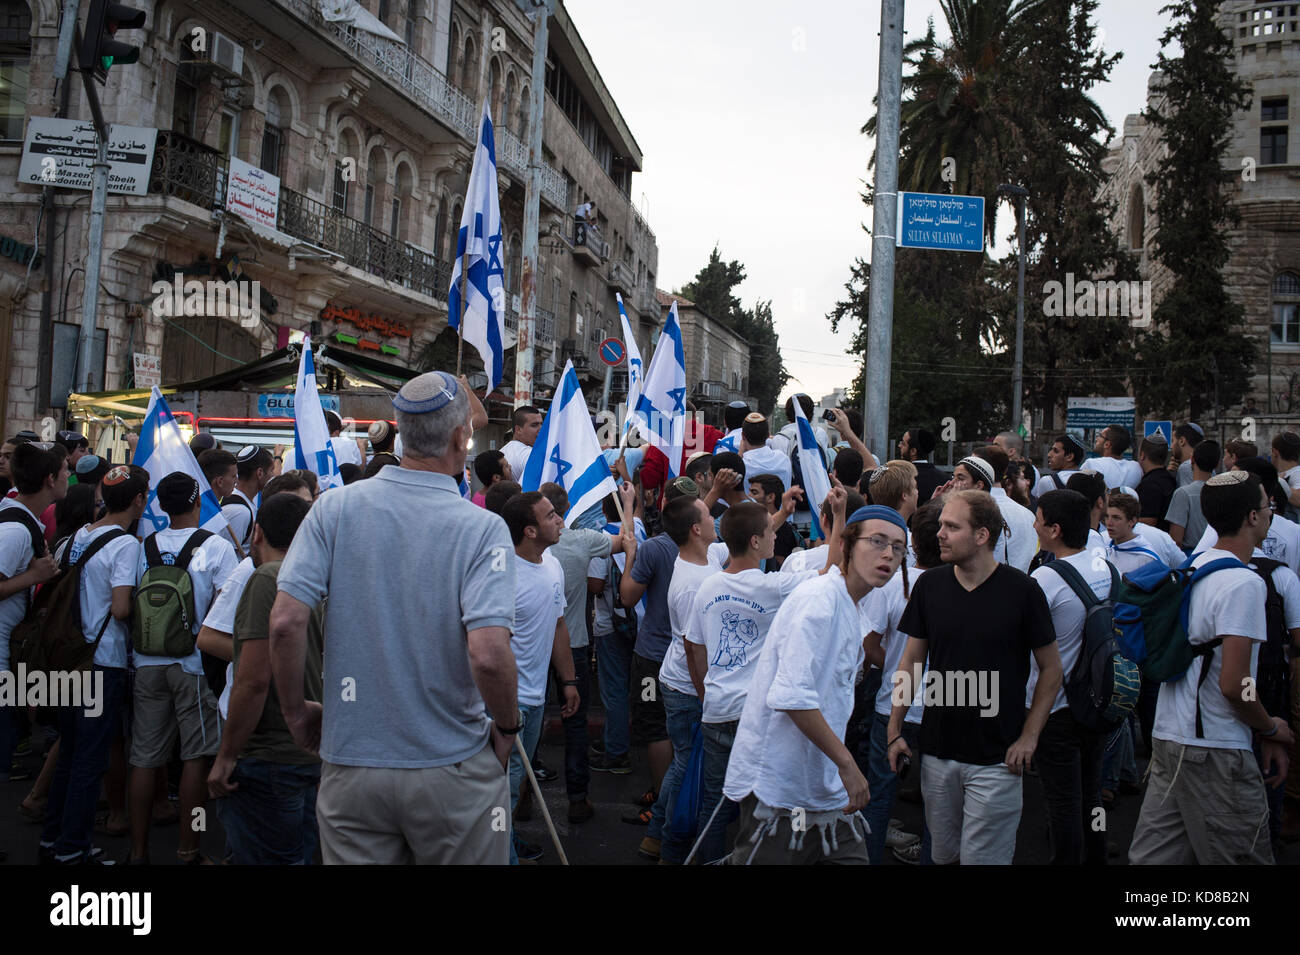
[220, 494, 254, 548]
[1249, 557, 1293, 720]
[1047, 559, 1141, 733]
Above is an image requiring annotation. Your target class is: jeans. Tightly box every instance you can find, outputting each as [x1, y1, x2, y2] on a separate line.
[41, 666, 126, 860]
[695, 720, 740, 864]
[595, 619, 634, 757]
[1101, 714, 1139, 792]
[557, 645, 590, 801]
[848, 668, 882, 778]
[649, 686, 701, 860]
[215, 757, 321, 864]
[507, 702, 545, 865]
[864, 713, 932, 865]
[1035, 708, 1106, 865]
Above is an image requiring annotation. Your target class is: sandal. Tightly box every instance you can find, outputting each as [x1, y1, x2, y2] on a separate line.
[94, 811, 129, 837]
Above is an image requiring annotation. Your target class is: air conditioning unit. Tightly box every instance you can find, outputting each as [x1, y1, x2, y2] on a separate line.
[183, 31, 244, 79]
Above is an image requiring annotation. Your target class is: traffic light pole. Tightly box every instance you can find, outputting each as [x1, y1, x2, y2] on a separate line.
[75, 30, 110, 394]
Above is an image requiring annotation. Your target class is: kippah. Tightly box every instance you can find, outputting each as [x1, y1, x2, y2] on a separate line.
[744, 412, 765, 424]
[75, 454, 103, 475]
[1206, 470, 1249, 487]
[368, 420, 392, 443]
[666, 476, 699, 499]
[1116, 485, 1140, 500]
[1187, 422, 1204, 437]
[867, 464, 889, 485]
[846, 504, 908, 536]
[236, 444, 261, 463]
[393, 371, 459, 414]
[727, 400, 749, 410]
[1144, 429, 1167, 444]
[102, 466, 131, 486]
[1062, 433, 1088, 459]
[189, 432, 217, 453]
[959, 455, 996, 488]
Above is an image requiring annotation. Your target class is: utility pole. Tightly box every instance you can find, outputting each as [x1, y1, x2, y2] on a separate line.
[863, 0, 904, 459]
[998, 183, 1030, 433]
[515, 0, 553, 409]
[75, 60, 110, 395]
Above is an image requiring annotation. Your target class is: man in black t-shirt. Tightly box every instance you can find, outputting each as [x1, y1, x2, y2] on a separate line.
[899, 428, 947, 503]
[887, 490, 1061, 864]
[1135, 435, 1176, 530]
[748, 473, 798, 571]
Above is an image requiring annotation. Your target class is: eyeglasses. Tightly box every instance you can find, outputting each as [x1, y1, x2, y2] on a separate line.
[861, 534, 907, 560]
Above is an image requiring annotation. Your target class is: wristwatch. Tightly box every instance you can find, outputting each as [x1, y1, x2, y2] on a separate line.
[496, 710, 524, 735]
[561, 679, 579, 688]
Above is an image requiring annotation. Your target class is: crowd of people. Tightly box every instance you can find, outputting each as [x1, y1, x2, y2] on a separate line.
[0, 384, 1296, 866]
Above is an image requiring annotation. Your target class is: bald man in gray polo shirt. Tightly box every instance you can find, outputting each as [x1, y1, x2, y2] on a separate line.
[271, 371, 520, 864]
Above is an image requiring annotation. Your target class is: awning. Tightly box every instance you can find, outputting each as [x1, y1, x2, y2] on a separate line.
[319, 0, 403, 42]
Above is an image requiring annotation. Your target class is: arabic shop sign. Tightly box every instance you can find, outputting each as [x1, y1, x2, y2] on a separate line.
[226, 157, 280, 230]
[18, 118, 158, 196]
[320, 302, 412, 339]
[896, 191, 985, 253]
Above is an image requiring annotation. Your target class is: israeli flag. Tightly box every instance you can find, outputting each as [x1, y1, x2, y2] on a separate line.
[793, 397, 833, 541]
[615, 292, 643, 431]
[521, 360, 618, 527]
[627, 300, 687, 477]
[293, 336, 341, 490]
[132, 387, 232, 537]
[448, 102, 506, 393]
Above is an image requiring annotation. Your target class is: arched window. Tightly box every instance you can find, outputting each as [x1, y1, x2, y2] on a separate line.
[460, 36, 477, 96]
[433, 196, 448, 260]
[261, 87, 290, 176]
[404, 0, 419, 45]
[516, 84, 530, 138]
[448, 20, 460, 80]
[1127, 185, 1145, 252]
[364, 147, 387, 227]
[504, 72, 516, 132]
[489, 59, 502, 122]
[171, 37, 199, 139]
[392, 162, 413, 240]
[1273, 271, 1300, 347]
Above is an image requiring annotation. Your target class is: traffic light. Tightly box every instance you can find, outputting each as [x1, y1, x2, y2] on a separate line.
[78, 1, 146, 85]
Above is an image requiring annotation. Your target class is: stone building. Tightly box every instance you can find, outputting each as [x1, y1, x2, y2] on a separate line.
[654, 289, 752, 427]
[1095, 0, 1299, 444]
[0, 0, 659, 439]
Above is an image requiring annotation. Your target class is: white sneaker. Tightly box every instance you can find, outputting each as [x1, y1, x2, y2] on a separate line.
[885, 824, 919, 849]
[892, 840, 923, 865]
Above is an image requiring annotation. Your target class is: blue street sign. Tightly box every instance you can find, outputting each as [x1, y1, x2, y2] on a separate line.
[258, 392, 340, 418]
[896, 192, 985, 253]
[599, 337, 625, 367]
[1144, 420, 1173, 446]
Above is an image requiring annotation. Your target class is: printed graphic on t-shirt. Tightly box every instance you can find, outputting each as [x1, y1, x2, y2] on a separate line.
[714, 609, 760, 671]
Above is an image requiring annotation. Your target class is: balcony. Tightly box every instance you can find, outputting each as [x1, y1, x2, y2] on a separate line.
[149, 131, 451, 302]
[268, 0, 567, 208]
[694, 380, 727, 403]
[572, 221, 608, 268]
[606, 259, 634, 295]
[537, 307, 556, 345]
[560, 338, 591, 372]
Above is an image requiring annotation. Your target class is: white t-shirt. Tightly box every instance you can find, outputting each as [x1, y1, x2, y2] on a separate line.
[1280, 465, 1300, 498]
[60, 525, 140, 670]
[686, 567, 817, 723]
[1108, 534, 1166, 576]
[1081, 456, 1143, 491]
[0, 499, 41, 672]
[770, 422, 830, 457]
[330, 435, 363, 470]
[204, 557, 255, 721]
[501, 440, 534, 483]
[991, 486, 1037, 572]
[1153, 549, 1265, 750]
[781, 544, 829, 576]
[1033, 469, 1078, 498]
[660, 552, 726, 696]
[135, 528, 239, 676]
[864, 566, 928, 723]
[512, 552, 566, 707]
[1194, 518, 1300, 576]
[1028, 550, 1114, 712]
[1132, 522, 1187, 568]
[219, 487, 256, 552]
[742, 445, 792, 494]
[723, 569, 866, 812]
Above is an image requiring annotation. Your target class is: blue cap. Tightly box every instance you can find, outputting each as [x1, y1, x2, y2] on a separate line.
[846, 504, 908, 536]
[393, 371, 459, 414]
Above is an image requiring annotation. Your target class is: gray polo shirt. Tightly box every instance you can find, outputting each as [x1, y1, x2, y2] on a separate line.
[277, 466, 515, 768]
[546, 528, 611, 649]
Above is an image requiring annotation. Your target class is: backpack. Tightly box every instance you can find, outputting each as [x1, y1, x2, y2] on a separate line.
[132, 530, 212, 658]
[1112, 552, 1245, 738]
[1249, 556, 1293, 720]
[1050, 472, 1066, 491]
[9, 527, 128, 674]
[220, 494, 254, 548]
[1046, 559, 1139, 733]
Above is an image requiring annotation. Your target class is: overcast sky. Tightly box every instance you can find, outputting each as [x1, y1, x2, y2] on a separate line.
[563, 0, 1172, 406]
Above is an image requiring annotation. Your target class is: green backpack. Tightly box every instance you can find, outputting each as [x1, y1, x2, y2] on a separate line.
[132, 530, 212, 658]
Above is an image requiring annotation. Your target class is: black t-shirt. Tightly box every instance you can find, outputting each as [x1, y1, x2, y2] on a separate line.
[767, 522, 798, 572]
[913, 462, 948, 503]
[897, 563, 1055, 765]
[1136, 467, 1176, 531]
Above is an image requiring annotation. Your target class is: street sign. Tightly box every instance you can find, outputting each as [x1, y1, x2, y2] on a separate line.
[1066, 396, 1135, 430]
[1144, 420, 1173, 445]
[598, 337, 625, 367]
[896, 192, 985, 253]
[18, 117, 158, 196]
[257, 392, 340, 418]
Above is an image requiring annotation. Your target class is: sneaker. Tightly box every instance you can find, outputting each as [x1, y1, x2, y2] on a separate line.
[590, 752, 632, 774]
[885, 824, 920, 850]
[892, 841, 922, 865]
[621, 807, 653, 826]
[532, 761, 558, 783]
[13, 737, 31, 757]
[588, 738, 607, 757]
[638, 836, 662, 861]
[568, 799, 594, 823]
[513, 834, 543, 862]
[7, 764, 31, 782]
[635, 788, 658, 808]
